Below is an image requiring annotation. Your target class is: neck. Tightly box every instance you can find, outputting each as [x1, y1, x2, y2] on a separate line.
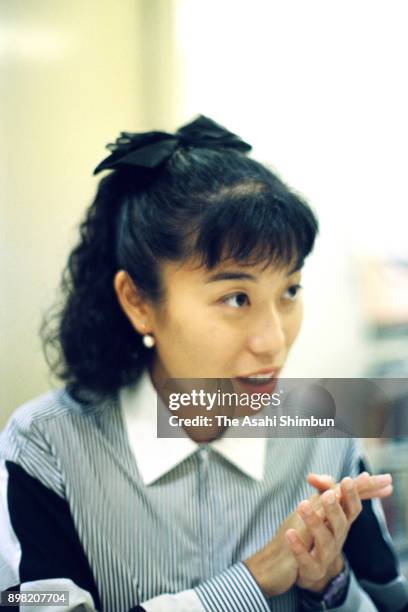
[148, 359, 229, 443]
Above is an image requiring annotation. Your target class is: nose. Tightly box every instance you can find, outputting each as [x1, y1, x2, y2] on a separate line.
[247, 306, 286, 357]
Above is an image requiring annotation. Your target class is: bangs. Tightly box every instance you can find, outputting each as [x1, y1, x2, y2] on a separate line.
[188, 180, 318, 271]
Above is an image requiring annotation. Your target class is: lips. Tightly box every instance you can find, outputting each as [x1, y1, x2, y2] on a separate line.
[238, 367, 281, 379]
[233, 368, 281, 394]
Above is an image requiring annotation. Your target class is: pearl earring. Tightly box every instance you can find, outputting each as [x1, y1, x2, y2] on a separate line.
[142, 333, 155, 348]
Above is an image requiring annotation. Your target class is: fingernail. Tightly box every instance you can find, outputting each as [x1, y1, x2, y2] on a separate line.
[375, 474, 392, 485]
[286, 530, 297, 543]
[300, 501, 312, 516]
[357, 471, 369, 480]
[343, 477, 354, 491]
[324, 490, 336, 505]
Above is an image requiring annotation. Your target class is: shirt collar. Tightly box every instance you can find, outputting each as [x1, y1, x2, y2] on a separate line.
[120, 368, 266, 485]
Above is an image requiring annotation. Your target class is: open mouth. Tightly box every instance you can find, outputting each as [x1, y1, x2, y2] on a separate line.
[234, 373, 280, 394]
[238, 377, 274, 385]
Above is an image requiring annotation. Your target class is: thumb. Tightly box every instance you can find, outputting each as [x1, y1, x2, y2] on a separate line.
[307, 473, 336, 492]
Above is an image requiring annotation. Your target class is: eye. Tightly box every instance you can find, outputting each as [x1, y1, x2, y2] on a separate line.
[222, 292, 250, 308]
[283, 283, 303, 301]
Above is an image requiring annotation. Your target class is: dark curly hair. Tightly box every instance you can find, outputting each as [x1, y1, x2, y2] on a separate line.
[40, 144, 319, 405]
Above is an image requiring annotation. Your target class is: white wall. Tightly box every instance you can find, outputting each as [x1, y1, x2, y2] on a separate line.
[0, 0, 178, 425]
[174, 0, 408, 377]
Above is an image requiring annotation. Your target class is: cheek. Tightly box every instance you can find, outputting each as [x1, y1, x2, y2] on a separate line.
[286, 302, 304, 345]
[158, 301, 239, 362]
[155, 298, 214, 348]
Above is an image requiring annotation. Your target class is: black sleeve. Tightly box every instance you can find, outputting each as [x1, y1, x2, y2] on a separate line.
[344, 457, 401, 584]
[2, 460, 101, 609]
[343, 457, 408, 611]
[1, 460, 150, 611]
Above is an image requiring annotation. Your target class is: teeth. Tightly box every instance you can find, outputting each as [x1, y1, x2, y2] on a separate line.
[247, 373, 274, 379]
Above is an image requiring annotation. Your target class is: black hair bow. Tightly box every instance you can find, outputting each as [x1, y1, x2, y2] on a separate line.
[93, 115, 252, 175]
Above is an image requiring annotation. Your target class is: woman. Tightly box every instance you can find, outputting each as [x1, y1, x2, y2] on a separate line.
[0, 116, 406, 611]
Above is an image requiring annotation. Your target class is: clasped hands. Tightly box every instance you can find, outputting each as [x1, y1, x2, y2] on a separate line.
[244, 471, 393, 598]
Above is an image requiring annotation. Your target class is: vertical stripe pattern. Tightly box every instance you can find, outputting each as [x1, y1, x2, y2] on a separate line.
[0, 387, 392, 611]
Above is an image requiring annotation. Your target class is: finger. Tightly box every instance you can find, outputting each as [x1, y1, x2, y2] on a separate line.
[355, 473, 393, 500]
[333, 473, 392, 503]
[358, 483, 393, 499]
[355, 472, 392, 487]
[285, 529, 320, 574]
[310, 472, 392, 515]
[307, 473, 336, 492]
[340, 477, 362, 522]
[372, 483, 393, 498]
[321, 490, 348, 544]
[371, 473, 392, 487]
[297, 500, 335, 558]
[355, 471, 370, 482]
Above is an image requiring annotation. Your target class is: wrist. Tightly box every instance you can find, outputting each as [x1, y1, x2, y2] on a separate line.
[244, 541, 297, 597]
[307, 555, 344, 594]
[299, 557, 350, 611]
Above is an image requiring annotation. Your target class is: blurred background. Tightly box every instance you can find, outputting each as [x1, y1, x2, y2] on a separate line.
[1, 0, 407, 570]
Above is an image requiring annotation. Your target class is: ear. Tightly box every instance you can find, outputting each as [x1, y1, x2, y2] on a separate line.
[113, 270, 152, 335]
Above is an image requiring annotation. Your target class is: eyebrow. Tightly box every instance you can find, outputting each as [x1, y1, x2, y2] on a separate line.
[205, 261, 304, 283]
[206, 271, 257, 283]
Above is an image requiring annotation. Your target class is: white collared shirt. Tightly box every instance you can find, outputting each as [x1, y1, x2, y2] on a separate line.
[120, 367, 266, 485]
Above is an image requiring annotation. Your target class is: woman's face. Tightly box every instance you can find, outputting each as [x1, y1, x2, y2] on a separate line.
[136, 256, 304, 390]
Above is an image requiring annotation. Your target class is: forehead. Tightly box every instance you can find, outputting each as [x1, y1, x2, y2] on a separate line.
[161, 256, 302, 287]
